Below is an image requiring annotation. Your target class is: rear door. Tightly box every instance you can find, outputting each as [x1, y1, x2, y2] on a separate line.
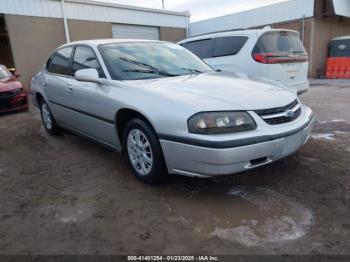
[45, 46, 74, 124]
[252, 30, 309, 87]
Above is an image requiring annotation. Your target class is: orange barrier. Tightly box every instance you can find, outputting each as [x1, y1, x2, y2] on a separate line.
[326, 57, 350, 79]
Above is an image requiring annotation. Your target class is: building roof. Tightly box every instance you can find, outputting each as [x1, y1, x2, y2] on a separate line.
[0, 0, 189, 28]
[189, 0, 350, 37]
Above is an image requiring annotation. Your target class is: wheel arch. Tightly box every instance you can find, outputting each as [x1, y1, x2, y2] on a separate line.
[35, 92, 44, 106]
[115, 108, 158, 146]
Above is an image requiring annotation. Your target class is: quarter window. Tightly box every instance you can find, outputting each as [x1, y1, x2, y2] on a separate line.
[48, 47, 73, 76]
[183, 39, 214, 59]
[213, 36, 248, 57]
[72, 46, 105, 78]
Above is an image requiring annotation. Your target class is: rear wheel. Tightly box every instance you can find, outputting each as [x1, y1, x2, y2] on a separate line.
[40, 100, 61, 136]
[123, 119, 167, 184]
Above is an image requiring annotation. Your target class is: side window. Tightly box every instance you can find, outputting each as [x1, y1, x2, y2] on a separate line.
[72, 46, 105, 78]
[183, 39, 214, 59]
[48, 47, 73, 76]
[213, 36, 248, 57]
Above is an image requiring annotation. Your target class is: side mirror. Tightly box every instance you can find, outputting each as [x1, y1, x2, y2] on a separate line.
[75, 68, 103, 84]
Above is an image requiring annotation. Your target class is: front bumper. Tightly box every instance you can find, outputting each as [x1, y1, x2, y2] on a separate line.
[0, 91, 28, 114]
[160, 107, 314, 178]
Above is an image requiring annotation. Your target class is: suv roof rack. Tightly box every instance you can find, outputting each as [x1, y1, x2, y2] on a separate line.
[187, 28, 249, 39]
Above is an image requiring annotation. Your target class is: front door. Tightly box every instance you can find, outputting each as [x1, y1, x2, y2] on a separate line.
[64, 45, 118, 147]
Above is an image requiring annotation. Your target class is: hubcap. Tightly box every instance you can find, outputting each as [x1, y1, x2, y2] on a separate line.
[127, 129, 153, 176]
[41, 103, 53, 130]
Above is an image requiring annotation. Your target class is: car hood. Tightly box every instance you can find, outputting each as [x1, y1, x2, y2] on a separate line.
[0, 78, 22, 92]
[126, 72, 297, 111]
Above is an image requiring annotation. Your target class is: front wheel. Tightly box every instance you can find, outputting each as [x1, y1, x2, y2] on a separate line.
[123, 119, 167, 184]
[40, 100, 62, 136]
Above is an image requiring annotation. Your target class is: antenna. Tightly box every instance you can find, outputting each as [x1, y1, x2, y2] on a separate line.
[162, 0, 165, 10]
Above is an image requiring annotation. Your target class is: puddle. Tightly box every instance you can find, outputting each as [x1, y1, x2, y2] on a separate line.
[39, 203, 93, 224]
[335, 131, 348, 134]
[318, 119, 349, 124]
[38, 127, 65, 150]
[311, 133, 335, 141]
[300, 156, 320, 162]
[165, 186, 313, 247]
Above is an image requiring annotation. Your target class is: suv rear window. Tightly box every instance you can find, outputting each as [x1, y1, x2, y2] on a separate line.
[213, 36, 248, 57]
[182, 39, 214, 59]
[253, 31, 306, 55]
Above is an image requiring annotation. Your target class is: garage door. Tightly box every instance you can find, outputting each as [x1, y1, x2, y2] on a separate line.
[112, 24, 160, 40]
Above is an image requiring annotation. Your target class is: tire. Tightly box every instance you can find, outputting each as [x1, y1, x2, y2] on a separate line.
[123, 118, 167, 184]
[40, 100, 62, 136]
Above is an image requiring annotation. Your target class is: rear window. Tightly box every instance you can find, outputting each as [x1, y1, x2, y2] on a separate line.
[182, 39, 214, 59]
[253, 31, 307, 55]
[329, 39, 350, 57]
[213, 36, 248, 57]
[48, 47, 73, 76]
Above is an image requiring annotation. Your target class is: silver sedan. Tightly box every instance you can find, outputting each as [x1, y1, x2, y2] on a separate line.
[31, 39, 314, 184]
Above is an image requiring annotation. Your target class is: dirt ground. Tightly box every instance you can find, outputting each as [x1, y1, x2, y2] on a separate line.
[0, 83, 349, 255]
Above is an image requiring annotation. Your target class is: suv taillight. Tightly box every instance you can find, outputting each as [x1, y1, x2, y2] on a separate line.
[252, 52, 308, 64]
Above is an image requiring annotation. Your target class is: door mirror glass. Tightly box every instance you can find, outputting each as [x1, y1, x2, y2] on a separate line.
[75, 68, 101, 84]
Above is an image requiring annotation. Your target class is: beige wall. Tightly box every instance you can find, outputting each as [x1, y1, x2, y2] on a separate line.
[68, 19, 112, 42]
[5, 15, 66, 89]
[160, 27, 186, 42]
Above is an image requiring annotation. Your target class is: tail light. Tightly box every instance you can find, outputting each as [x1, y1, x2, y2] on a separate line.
[252, 52, 308, 64]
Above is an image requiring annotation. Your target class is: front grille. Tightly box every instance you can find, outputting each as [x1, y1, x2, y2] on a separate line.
[0, 96, 13, 110]
[0, 88, 23, 98]
[0, 88, 23, 110]
[255, 99, 302, 125]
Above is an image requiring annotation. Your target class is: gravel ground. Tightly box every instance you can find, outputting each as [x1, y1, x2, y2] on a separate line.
[0, 84, 349, 255]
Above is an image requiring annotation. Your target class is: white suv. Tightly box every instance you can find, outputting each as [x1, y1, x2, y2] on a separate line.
[178, 28, 309, 94]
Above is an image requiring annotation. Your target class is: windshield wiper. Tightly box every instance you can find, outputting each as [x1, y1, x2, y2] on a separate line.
[181, 68, 203, 74]
[119, 57, 179, 77]
[122, 69, 178, 77]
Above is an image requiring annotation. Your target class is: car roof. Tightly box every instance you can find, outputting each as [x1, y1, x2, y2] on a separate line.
[331, 36, 350, 41]
[178, 28, 299, 44]
[60, 39, 169, 48]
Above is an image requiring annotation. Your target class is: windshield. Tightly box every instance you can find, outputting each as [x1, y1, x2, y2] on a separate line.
[0, 65, 12, 79]
[99, 42, 214, 80]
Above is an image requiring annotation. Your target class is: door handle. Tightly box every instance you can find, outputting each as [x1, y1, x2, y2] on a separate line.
[66, 84, 74, 93]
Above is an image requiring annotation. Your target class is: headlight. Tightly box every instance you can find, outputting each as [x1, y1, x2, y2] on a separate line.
[188, 112, 256, 134]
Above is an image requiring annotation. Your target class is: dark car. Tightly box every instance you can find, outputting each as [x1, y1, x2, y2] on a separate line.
[0, 65, 28, 114]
